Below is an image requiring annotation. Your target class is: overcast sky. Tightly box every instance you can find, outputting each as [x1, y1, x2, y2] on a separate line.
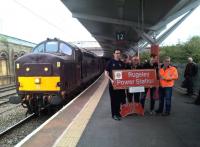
[0, 0, 200, 46]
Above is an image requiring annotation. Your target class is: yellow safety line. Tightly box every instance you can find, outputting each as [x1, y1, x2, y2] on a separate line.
[54, 78, 108, 147]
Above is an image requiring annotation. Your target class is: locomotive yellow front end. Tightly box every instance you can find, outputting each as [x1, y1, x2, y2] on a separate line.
[17, 64, 61, 92]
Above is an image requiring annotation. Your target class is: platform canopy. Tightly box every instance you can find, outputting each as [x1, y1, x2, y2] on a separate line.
[61, 0, 200, 57]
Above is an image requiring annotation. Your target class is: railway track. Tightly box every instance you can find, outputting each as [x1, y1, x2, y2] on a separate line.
[0, 113, 35, 137]
[0, 90, 16, 98]
[0, 93, 17, 106]
[0, 84, 17, 107]
[0, 84, 16, 98]
[0, 103, 21, 115]
[0, 84, 16, 93]
[0, 99, 9, 106]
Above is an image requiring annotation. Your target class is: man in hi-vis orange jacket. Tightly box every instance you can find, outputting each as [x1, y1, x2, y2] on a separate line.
[156, 56, 178, 116]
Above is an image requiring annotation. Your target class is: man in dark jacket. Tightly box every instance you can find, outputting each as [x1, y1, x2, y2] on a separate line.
[184, 57, 198, 96]
[140, 57, 158, 114]
[105, 49, 125, 121]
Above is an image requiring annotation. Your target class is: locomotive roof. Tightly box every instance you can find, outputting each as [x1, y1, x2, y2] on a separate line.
[33, 38, 97, 57]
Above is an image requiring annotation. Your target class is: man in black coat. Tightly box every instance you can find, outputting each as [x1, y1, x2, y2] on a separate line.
[184, 57, 198, 96]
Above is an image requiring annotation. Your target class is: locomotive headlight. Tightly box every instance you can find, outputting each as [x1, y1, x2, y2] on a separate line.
[34, 78, 41, 84]
[44, 67, 48, 71]
[57, 62, 61, 68]
[16, 63, 20, 69]
[26, 67, 30, 72]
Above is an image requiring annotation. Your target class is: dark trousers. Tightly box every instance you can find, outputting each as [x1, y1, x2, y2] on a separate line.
[133, 92, 140, 103]
[157, 87, 173, 113]
[109, 84, 124, 117]
[123, 89, 133, 103]
[186, 77, 194, 95]
[140, 87, 156, 111]
[121, 89, 127, 104]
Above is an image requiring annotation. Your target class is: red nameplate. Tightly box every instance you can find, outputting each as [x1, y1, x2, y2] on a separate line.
[112, 69, 159, 89]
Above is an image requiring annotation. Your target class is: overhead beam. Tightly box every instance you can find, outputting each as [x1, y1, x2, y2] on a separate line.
[72, 12, 152, 30]
[164, 0, 191, 18]
[151, 0, 200, 30]
[156, 8, 195, 44]
[137, 31, 156, 45]
[88, 48, 113, 54]
[92, 34, 115, 41]
[86, 48, 104, 52]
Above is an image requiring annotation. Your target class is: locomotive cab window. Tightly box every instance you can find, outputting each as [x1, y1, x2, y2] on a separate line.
[46, 41, 58, 53]
[60, 43, 72, 55]
[33, 43, 44, 53]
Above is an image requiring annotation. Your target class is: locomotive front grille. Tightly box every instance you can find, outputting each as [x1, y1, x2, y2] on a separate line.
[18, 76, 60, 91]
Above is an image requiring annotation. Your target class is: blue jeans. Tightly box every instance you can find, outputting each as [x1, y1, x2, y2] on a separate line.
[158, 87, 173, 113]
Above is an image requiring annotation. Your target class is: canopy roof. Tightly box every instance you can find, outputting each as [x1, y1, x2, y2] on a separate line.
[61, 0, 200, 57]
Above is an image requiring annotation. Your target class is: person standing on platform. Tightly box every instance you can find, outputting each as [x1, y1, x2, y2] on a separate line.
[140, 57, 158, 114]
[156, 56, 178, 116]
[123, 55, 133, 103]
[184, 57, 198, 96]
[131, 56, 142, 103]
[105, 49, 125, 121]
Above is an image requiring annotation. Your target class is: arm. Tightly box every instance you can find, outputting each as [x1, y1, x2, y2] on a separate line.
[105, 70, 114, 84]
[171, 67, 178, 80]
[159, 68, 165, 80]
[165, 67, 178, 81]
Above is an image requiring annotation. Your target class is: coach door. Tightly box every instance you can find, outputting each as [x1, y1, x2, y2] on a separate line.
[75, 49, 82, 86]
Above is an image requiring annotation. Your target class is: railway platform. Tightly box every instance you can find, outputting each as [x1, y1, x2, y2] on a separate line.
[16, 75, 200, 147]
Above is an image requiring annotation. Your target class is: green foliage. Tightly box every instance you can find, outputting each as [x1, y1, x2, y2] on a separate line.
[140, 50, 150, 62]
[140, 36, 200, 63]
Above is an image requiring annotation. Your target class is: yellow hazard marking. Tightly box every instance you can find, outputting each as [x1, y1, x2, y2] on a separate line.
[54, 77, 108, 147]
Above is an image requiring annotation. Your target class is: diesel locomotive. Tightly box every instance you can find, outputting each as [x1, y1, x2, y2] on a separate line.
[12, 38, 105, 114]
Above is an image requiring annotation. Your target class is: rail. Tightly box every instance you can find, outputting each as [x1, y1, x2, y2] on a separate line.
[0, 113, 35, 137]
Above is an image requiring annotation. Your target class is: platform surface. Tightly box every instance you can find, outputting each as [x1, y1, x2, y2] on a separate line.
[77, 87, 200, 147]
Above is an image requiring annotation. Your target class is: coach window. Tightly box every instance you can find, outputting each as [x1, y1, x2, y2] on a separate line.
[60, 43, 72, 55]
[46, 41, 58, 53]
[33, 43, 44, 53]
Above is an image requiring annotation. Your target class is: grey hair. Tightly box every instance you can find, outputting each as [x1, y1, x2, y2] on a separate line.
[188, 57, 193, 62]
[164, 56, 171, 61]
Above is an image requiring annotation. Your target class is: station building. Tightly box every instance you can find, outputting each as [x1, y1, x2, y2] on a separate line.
[0, 34, 35, 86]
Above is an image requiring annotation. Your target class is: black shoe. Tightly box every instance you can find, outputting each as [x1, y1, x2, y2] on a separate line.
[162, 112, 170, 116]
[155, 110, 162, 114]
[185, 93, 193, 96]
[117, 115, 121, 120]
[113, 115, 121, 121]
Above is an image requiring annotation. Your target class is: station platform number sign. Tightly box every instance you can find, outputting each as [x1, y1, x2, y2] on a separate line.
[112, 69, 159, 90]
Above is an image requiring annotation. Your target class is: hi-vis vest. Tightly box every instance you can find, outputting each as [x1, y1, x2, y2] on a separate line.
[159, 66, 178, 87]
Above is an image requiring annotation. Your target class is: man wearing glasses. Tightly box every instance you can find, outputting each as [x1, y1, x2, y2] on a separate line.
[105, 49, 125, 121]
[156, 56, 178, 116]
